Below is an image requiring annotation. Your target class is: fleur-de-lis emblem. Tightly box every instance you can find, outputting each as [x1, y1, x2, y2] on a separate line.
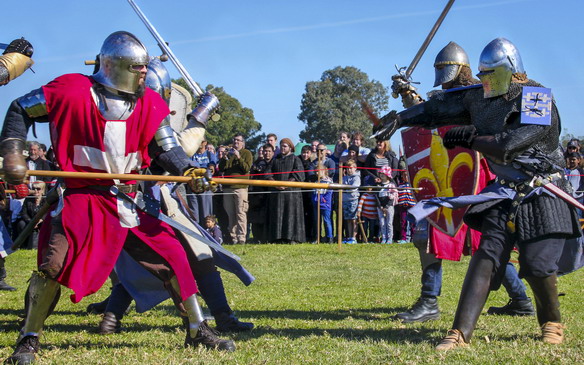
[412, 130, 473, 233]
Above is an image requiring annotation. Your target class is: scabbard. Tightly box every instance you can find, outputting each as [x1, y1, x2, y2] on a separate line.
[11, 187, 60, 251]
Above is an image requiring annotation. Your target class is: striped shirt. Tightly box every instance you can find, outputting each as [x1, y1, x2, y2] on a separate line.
[398, 183, 416, 207]
[357, 193, 378, 219]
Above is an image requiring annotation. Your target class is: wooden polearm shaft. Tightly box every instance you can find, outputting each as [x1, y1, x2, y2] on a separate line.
[25, 170, 354, 190]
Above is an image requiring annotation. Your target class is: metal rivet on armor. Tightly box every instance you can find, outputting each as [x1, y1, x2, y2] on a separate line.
[519, 193, 525, 197]
[512, 201, 519, 206]
[500, 179, 506, 185]
[509, 182, 515, 188]
[509, 214, 515, 219]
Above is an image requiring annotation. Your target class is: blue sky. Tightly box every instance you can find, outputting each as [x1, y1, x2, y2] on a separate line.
[1, 0, 583, 150]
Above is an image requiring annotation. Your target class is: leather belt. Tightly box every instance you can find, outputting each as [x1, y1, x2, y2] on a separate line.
[495, 178, 533, 234]
[87, 184, 138, 194]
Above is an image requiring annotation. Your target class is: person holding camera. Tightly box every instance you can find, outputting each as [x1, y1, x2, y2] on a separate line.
[218, 134, 253, 244]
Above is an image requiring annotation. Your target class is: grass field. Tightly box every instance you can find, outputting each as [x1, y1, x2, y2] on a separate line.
[1, 244, 582, 364]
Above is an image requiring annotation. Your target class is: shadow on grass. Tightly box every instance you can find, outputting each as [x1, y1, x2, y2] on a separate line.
[231, 325, 440, 345]
[230, 307, 410, 321]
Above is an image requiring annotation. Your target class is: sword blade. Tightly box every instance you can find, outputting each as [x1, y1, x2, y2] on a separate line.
[156, 211, 242, 261]
[127, 0, 204, 96]
[405, 0, 456, 79]
[542, 182, 584, 211]
[111, 186, 242, 261]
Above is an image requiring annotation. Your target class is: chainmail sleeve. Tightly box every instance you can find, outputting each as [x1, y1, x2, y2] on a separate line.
[398, 88, 472, 129]
[1, 99, 37, 141]
[0, 64, 9, 85]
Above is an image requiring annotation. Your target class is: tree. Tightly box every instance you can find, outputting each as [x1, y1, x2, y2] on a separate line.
[173, 79, 265, 152]
[298, 66, 389, 146]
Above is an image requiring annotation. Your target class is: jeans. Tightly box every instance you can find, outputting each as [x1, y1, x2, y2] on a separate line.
[314, 207, 333, 240]
[378, 206, 395, 242]
[501, 262, 528, 300]
[421, 261, 443, 298]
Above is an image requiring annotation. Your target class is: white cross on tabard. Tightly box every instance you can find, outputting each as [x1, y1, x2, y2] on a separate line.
[72, 121, 142, 174]
[72, 121, 143, 228]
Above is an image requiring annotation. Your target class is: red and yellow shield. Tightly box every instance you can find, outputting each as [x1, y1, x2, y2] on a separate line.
[401, 126, 480, 237]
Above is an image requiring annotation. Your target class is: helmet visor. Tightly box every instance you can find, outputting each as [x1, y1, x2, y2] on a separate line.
[434, 64, 460, 87]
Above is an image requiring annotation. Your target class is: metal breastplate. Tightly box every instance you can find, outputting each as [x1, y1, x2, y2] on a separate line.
[91, 86, 135, 120]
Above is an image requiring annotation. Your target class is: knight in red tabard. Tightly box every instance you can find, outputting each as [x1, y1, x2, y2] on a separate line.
[0, 31, 233, 364]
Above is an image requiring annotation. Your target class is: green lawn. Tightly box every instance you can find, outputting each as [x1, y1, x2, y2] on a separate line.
[1, 244, 582, 364]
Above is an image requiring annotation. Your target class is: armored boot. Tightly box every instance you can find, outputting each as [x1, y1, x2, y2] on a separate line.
[86, 297, 110, 315]
[487, 298, 535, 316]
[197, 271, 254, 333]
[394, 296, 440, 323]
[436, 256, 493, 351]
[171, 277, 235, 352]
[0, 257, 16, 291]
[525, 275, 564, 344]
[97, 283, 133, 334]
[6, 272, 60, 365]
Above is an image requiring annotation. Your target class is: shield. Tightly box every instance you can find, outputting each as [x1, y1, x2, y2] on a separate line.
[168, 82, 193, 133]
[401, 126, 480, 236]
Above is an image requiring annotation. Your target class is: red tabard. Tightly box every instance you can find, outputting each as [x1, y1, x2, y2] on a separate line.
[38, 74, 197, 303]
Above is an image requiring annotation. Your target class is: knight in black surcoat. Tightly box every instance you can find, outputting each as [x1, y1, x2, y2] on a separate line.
[377, 37, 581, 350]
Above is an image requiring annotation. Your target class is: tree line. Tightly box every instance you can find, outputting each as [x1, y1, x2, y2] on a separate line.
[174, 65, 388, 152]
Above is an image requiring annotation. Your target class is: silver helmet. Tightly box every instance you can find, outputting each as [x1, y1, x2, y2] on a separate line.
[145, 58, 171, 105]
[92, 31, 149, 94]
[433, 42, 470, 87]
[477, 37, 525, 98]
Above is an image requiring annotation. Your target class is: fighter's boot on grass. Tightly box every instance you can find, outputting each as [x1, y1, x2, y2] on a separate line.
[436, 255, 493, 351]
[215, 311, 254, 333]
[525, 274, 564, 344]
[0, 279, 16, 291]
[487, 298, 535, 316]
[86, 297, 109, 315]
[173, 277, 236, 352]
[7, 272, 60, 364]
[541, 322, 565, 344]
[99, 312, 122, 334]
[4, 335, 40, 365]
[394, 296, 440, 323]
[96, 283, 133, 334]
[0, 259, 16, 291]
[185, 320, 236, 352]
[196, 271, 254, 333]
[435, 329, 468, 351]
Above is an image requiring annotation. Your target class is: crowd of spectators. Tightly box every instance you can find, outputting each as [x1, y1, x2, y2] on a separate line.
[4, 136, 583, 247]
[194, 131, 416, 244]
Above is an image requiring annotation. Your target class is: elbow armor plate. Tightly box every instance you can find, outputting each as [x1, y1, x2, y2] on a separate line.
[17, 88, 48, 119]
[154, 119, 179, 152]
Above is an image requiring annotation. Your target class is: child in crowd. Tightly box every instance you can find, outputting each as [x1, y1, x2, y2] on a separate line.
[395, 172, 416, 243]
[377, 166, 398, 244]
[204, 215, 223, 245]
[357, 187, 379, 243]
[342, 160, 361, 244]
[313, 164, 334, 243]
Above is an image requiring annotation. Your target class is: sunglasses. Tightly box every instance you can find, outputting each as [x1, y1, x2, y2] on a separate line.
[33, 188, 42, 191]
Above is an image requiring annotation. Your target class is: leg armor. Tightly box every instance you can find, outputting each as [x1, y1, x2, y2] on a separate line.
[170, 276, 235, 351]
[451, 253, 494, 342]
[19, 271, 61, 340]
[170, 276, 204, 335]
